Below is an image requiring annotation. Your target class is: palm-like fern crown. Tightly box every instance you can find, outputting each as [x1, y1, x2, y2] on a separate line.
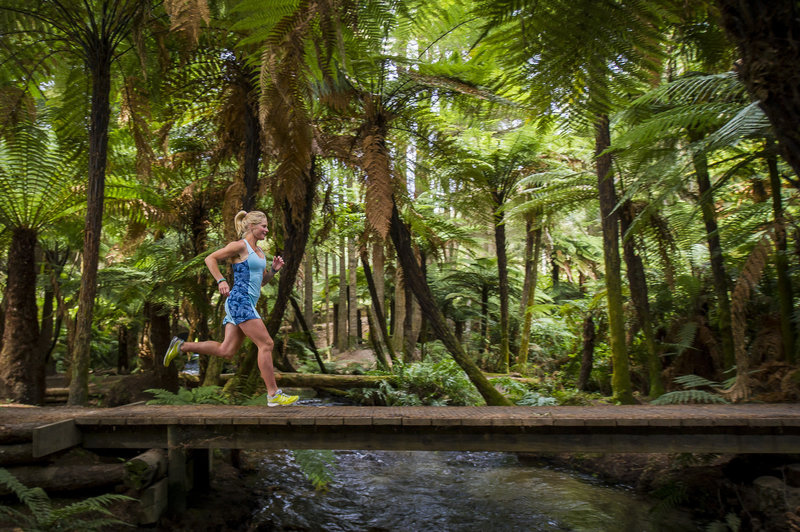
[0, 122, 82, 231]
[474, 0, 666, 123]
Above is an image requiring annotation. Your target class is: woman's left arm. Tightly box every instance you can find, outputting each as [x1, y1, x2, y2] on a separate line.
[262, 255, 285, 285]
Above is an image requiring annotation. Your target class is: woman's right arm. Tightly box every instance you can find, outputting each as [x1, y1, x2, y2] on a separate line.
[205, 241, 244, 297]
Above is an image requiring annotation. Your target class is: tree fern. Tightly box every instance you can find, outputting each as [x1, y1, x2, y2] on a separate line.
[651, 373, 735, 405]
[0, 467, 134, 531]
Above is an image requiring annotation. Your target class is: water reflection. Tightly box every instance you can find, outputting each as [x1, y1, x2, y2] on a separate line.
[251, 450, 699, 531]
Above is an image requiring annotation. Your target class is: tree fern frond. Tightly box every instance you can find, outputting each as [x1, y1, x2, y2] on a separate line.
[292, 449, 336, 490]
[651, 389, 729, 404]
[703, 101, 772, 151]
[0, 467, 52, 521]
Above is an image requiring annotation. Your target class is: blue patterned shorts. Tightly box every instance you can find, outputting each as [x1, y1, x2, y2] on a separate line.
[222, 290, 261, 326]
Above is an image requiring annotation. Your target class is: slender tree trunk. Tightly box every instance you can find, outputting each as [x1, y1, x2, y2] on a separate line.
[716, 0, 800, 183]
[360, 250, 395, 366]
[289, 296, 327, 373]
[691, 132, 735, 370]
[241, 97, 261, 211]
[518, 224, 543, 367]
[144, 302, 178, 393]
[594, 115, 633, 404]
[619, 200, 664, 397]
[492, 192, 510, 373]
[520, 212, 536, 315]
[325, 252, 331, 348]
[372, 241, 385, 317]
[69, 45, 112, 406]
[391, 264, 406, 354]
[390, 199, 512, 406]
[348, 236, 358, 346]
[336, 238, 348, 352]
[304, 251, 314, 331]
[577, 314, 596, 391]
[766, 140, 796, 361]
[0, 228, 41, 404]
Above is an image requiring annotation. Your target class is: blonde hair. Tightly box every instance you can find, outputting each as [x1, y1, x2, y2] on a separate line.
[234, 210, 267, 238]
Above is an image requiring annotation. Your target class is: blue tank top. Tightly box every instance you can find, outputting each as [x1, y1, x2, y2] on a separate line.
[231, 239, 267, 305]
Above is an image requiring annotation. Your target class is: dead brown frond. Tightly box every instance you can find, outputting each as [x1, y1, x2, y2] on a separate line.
[0, 86, 36, 136]
[723, 235, 772, 402]
[119, 76, 155, 179]
[361, 127, 393, 239]
[222, 178, 246, 241]
[164, 0, 210, 48]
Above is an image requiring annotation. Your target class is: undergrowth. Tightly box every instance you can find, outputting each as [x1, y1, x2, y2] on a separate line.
[0, 467, 134, 531]
[651, 374, 734, 405]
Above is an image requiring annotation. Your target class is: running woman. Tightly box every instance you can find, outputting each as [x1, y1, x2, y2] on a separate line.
[163, 210, 298, 406]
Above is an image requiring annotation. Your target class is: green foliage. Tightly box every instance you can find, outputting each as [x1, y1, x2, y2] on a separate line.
[516, 391, 558, 407]
[488, 376, 557, 406]
[349, 356, 484, 406]
[705, 513, 741, 532]
[0, 467, 134, 531]
[651, 374, 734, 405]
[145, 386, 232, 405]
[292, 450, 336, 491]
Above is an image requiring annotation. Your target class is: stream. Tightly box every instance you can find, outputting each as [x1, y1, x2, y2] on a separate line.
[248, 448, 701, 531]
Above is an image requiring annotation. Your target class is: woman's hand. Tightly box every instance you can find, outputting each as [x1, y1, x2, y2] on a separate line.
[271, 255, 285, 273]
[218, 279, 230, 297]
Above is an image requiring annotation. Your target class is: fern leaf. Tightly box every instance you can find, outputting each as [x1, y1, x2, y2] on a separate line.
[651, 389, 728, 405]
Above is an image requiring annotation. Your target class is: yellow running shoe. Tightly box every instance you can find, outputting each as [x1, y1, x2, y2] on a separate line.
[163, 336, 184, 367]
[267, 389, 299, 407]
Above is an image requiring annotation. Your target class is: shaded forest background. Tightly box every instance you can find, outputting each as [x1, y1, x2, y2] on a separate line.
[0, 0, 798, 407]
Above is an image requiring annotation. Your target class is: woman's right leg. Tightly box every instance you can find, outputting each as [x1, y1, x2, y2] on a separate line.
[182, 324, 244, 360]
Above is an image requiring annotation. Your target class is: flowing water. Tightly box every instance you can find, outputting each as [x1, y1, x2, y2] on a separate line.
[248, 448, 700, 531]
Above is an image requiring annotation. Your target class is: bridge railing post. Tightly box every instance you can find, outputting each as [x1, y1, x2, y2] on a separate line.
[167, 425, 188, 515]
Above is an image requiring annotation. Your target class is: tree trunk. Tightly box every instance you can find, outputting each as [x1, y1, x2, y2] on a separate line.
[716, 0, 800, 183]
[348, 236, 359, 346]
[766, 140, 796, 361]
[391, 264, 406, 354]
[336, 237, 348, 352]
[289, 296, 327, 373]
[0, 228, 41, 404]
[241, 96, 261, 211]
[389, 199, 512, 406]
[324, 252, 331, 348]
[0, 464, 126, 496]
[69, 42, 112, 406]
[518, 224, 542, 368]
[372, 241, 386, 317]
[145, 302, 178, 393]
[619, 200, 664, 397]
[691, 132, 735, 371]
[492, 192, 510, 373]
[360, 249, 395, 367]
[594, 115, 634, 404]
[577, 314, 596, 391]
[304, 250, 314, 331]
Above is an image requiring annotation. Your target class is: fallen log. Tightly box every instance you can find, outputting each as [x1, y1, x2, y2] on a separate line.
[0, 443, 38, 466]
[0, 464, 126, 495]
[124, 449, 168, 490]
[213, 372, 398, 389]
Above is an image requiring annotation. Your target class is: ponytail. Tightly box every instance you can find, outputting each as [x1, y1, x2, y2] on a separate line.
[234, 210, 267, 238]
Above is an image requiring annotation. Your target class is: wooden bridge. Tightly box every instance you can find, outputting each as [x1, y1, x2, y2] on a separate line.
[2, 403, 799, 521]
[10, 402, 799, 457]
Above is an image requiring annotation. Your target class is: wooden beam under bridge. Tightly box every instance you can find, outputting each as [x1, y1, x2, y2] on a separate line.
[41, 403, 800, 455]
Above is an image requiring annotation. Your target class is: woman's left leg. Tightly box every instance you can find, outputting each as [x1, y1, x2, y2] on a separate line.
[238, 318, 279, 396]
